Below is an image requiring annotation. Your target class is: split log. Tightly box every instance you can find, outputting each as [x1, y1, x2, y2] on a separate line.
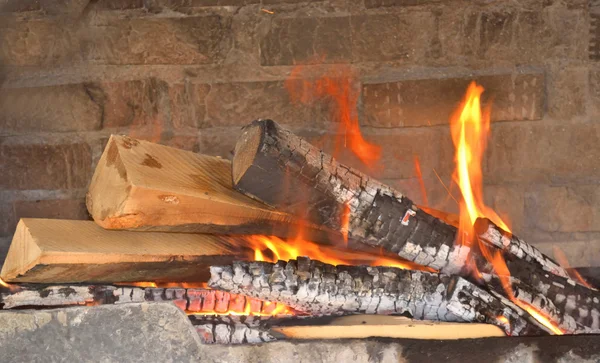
[87, 134, 333, 241]
[0, 219, 248, 283]
[270, 314, 505, 340]
[231, 120, 600, 334]
[208, 257, 545, 336]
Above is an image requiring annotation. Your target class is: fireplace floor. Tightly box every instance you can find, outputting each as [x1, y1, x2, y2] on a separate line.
[1, 302, 598, 363]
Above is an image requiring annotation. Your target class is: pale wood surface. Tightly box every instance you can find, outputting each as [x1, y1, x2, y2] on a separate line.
[272, 315, 505, 340]
[86, 135, 333, 241]
[0, 219, 247, 283]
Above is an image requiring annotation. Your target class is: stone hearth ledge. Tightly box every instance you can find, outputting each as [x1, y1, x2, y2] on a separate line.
[0, 302, 599, 363]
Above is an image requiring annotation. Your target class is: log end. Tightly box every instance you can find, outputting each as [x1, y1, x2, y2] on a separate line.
[232, 121, 264, 186]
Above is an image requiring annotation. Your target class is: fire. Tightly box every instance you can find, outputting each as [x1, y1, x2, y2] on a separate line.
[552, 246, 595, 290]
[340, 202, 351, 247]
[286, 66, 381, 168]
[0, 277, 19, 292]
[414, 156, 429, 207]
[451, 81, 564, 334]
[247, 235, 428, 271]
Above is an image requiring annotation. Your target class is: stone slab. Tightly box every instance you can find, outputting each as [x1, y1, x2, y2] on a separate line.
[0, 302, 203, 363]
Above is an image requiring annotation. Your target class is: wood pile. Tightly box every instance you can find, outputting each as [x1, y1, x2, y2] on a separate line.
[1, 119, 599, 341]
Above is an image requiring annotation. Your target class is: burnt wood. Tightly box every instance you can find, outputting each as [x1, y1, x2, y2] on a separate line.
[208, 257, 545, 336]
[231, 119, 600, 334]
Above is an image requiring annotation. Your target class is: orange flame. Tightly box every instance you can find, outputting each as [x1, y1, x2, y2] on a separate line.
[451, 82, 563, 334]
[414, 155, 429, 207]
[340, 202, 351, 247]
[553, 246, 596, 290]
[286, 66, 381, 168]
[246, 235, 430, 271]
[0, 277, 19, 292]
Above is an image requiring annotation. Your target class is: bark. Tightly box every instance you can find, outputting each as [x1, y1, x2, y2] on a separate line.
[195, 323, 276, 344]
[208, 257, 544, 336]
[231, 120, 600, 334]
[0, 285, 294, 316]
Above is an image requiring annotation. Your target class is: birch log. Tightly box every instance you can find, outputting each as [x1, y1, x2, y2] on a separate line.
[231, 119, 600, 334]
[209, 257, 545, 336]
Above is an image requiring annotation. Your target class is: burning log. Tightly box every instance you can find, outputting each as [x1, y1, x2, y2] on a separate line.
[0, 284, 294, 316]
[231, 119, 600, 334]
[208, 257, 545, 336]
[87, 135, 332, 241]
[0, 219, 248, 283]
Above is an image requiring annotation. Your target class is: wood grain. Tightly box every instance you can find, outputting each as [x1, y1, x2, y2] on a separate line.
[86, 135, 333, 241]
[0, 219, 248, 283]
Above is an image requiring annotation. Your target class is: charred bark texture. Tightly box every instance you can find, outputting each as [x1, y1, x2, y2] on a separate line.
[195, 323, 276, 344]
[209, 257, 545, 336]
[0, 285, 293, 316]
[231, 120, 600, 334]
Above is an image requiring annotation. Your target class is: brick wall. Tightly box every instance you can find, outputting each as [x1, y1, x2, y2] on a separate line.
[0, 0, 598, 267]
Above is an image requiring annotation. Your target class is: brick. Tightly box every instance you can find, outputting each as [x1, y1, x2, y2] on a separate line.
[0, 203, 16, 237]
[95, 0, 144, 9]
[0, 143, 91, 190]
[365, 0, 439, 7]
[484, 123, 600, 185]
[198, 128, 240, 159]
[260, 16, 352, 66]
[525, 186, 600, 233]
[148, 0, 258, 7]
[0, 20, 82, 66]
[351, 12, 438, 63]
[362, 72, 544, 127]
[88, 16, 231, 65]
[13, 198, 90, 223]
[0, 0, 40, 12]
[483, 185, 526, 235]
[588, 69, 600, 116]
[203, 81, 332, 127]
[85, 79, 200, 130]
[440, 7, 586, 65]
[547, 67, 587, 120]
[0, 84, 102, 135]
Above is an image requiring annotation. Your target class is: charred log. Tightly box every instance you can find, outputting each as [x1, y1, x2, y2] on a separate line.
[231, 119, 600, 334]
[0, 285, 294, 316]
[208, 257, 545, 336]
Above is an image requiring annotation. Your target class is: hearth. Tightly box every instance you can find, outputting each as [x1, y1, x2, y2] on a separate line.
[2, 0, 600, 361]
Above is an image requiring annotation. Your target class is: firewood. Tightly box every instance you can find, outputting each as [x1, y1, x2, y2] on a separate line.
[231, 119, 600, 334]
[87, 135, 332, 241]
[0, 284, 292, 316]
[0, 219, 248, 283]
[270, 314, 505, 340]
[208, 257, 545, 336]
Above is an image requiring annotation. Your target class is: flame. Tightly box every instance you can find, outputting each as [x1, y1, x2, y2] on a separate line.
[286, 65, 381, 168]
[247, 235, 430, 271]
[414, 156, 429, 207]
[451, 82, 563, 334]
[0, 277, 19, 292]
[340, 202, 351, 247]
[553, 246, 596, 290]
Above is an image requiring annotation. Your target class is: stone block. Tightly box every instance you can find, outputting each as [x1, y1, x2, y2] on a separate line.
[363, 72, 544, 127]
[350, 12, 439, 63]
[203, 81, 331, 127]
[87, 16, 231, 65]
[484, 123, 600, 185]
[0, 0, 41, 12]
[526, 185, 600, 233]
[0, 303, 203, 362]
[0, 84, 102, 135]
[260, 16, 352, 66]
[0, 143, 91, 190]
[365, 0, 440, 7]
[13, 198, 90, 222]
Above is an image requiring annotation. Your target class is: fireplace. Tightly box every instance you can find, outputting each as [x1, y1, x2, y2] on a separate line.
[1, 0, 599, 362]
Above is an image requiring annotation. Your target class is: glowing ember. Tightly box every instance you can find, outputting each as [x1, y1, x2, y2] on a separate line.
[286, 65, 381, 169]
[451, 81, 564, 334]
